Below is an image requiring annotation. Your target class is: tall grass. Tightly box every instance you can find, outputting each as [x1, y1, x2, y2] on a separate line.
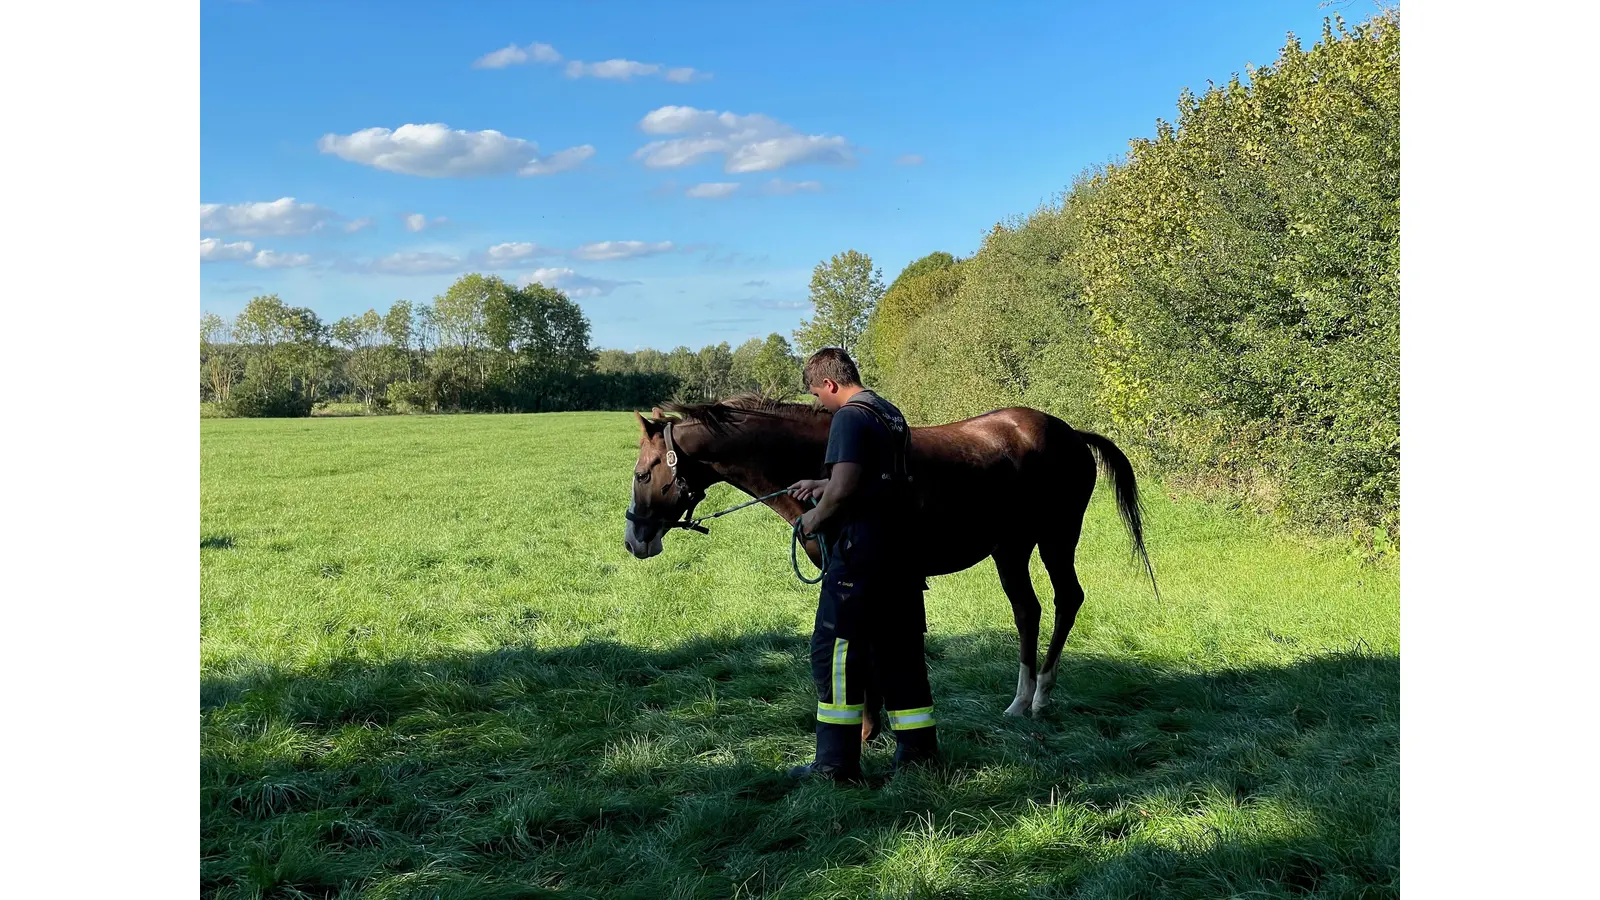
[202, 412, 1397, 898]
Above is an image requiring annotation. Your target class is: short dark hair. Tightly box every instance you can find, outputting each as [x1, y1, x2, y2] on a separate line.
[803, 347, 861, 389]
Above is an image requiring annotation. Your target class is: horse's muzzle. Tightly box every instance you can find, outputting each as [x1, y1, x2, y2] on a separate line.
[624, 508, 666, 559]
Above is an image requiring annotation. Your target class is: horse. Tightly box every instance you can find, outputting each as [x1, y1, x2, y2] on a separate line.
[623, 393, 1156, 726]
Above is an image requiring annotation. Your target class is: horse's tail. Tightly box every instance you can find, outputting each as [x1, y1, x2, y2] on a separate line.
[1079, 430, 1159, 601]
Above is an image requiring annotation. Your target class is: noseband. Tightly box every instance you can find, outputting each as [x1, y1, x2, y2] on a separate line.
[626, 419, 710, 535]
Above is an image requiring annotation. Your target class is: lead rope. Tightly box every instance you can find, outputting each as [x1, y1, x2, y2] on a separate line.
[664, 488, 829, 585]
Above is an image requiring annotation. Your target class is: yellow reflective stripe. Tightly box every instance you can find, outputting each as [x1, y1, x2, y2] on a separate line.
[832, 638, 849, 705]
[887, 707, 937, 729]
[817, 700, 863, 724]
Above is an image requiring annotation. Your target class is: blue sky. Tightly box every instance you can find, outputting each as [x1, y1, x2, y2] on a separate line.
[201, 0, 1350, 350]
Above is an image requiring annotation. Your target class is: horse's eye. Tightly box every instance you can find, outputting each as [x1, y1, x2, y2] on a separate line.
[635, 470, 649, 482]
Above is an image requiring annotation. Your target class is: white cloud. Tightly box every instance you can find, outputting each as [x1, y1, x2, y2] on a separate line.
[567, 58, 656, 79]
[201, 237, 311, 268]
[344, 217, 374, 233]
[367, 251, 465, 275]
[200, 238, 256, 262]
[474, 44, 529, 69]
[764, 178, 821, 195]
[251, 250, 312, 269]
[565, 58, 707, 82]
[633, 106, 854, 173]
[474, 41, 562, 68]
[476, 41, 702, 81]
[518, 144, 595, 176]
[403, 213, 448, 233]
[686, 182, 740, 199]
[199, 197, 336, 236]
[571, 240, 674, 261]
[483, 242, 555, 265]
[895, 154, 925, 166]
[517, 267, 637, 298]
[318, 123, 593, 178]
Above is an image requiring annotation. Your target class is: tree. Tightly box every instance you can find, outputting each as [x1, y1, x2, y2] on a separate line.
[751, 333, 800, 398]
[332, 309, 386, 409]
[200, 313, 239, 403]
[381, 300, 416, 386]
[696, 342, 734, 400]
[224, 294, 314, 417]
[730, 337, 763, 392]
[595, 349, 633, 375]
[502, 282, 594, 377]
[863, 252, 966, 385]
[665, 346, 700, 401]
[280, 306, 334, 404]
[793, 249, 884, 357]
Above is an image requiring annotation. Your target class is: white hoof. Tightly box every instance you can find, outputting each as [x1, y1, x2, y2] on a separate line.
[1031, 670, 1057, 715]
[1006, 664, 1037, 717]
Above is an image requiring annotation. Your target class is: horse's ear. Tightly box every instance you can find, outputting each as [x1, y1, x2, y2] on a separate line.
[651, 407, 664, 419]
[636, 411, 654, 435]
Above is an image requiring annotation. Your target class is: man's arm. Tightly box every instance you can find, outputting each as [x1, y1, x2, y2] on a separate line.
[799, 462, 862, 534]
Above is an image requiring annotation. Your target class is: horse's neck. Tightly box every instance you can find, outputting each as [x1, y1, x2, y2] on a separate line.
[689, 416, 825, 516]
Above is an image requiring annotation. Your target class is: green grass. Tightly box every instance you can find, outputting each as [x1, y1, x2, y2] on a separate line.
[201, 412, 1398, 899]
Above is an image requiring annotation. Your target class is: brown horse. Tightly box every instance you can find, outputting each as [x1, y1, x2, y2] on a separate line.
[624, 394, 1155, 720]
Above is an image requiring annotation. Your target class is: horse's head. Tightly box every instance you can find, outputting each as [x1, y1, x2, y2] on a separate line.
[624, 409, 704, 559]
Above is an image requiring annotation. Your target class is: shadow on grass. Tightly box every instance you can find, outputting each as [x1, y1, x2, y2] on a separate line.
[201, 631, 1397, 899]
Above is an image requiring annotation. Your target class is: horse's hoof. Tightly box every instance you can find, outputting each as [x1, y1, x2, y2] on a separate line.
[1003, 699, 1031, 717]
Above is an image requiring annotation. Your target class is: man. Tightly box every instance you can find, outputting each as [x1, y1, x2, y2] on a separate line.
[786, 347, 938, 782]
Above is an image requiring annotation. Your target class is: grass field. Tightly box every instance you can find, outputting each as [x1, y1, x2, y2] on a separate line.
[201, 412, 1399, 899]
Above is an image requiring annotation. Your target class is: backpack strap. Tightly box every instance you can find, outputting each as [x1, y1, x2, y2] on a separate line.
[843, 397, 914, 485]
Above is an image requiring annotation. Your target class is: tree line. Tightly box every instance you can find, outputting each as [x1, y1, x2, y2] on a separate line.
[201, 275, 809, 417]
[851, 14, 1400, 541]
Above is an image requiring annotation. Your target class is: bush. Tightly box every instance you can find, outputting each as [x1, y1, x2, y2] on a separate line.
[875, 13, 1400, 538]
[219, 377, 313, 418]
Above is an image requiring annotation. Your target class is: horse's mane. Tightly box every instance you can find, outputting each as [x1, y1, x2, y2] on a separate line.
[660, 393, 828, 434]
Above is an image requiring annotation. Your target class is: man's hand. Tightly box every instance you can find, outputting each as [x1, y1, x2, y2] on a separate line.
[787, 478, 828, 503]
[797, 506, 823, 536]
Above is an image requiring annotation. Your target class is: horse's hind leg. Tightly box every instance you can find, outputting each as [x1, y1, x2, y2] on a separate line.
[1033, 519, 1086, 714]
[994, 543, 1041, 716]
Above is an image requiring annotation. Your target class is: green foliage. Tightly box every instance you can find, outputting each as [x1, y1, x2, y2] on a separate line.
[883, 13, 1400, 536]
[864, 252, 966, 385]
[890, 208, 1101, 434]
[752, 332, 803, 399]
[1071, 13, 1400, 533]
[793, 249, 884, 358]
[202, 412, 1398, 898]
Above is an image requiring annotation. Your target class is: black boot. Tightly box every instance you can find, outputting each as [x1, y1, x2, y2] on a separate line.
[890, 726, 939, 775]
[787, 721, 863, 783]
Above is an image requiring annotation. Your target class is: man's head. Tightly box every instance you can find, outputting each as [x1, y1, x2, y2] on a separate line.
[803, 347, 863, 412]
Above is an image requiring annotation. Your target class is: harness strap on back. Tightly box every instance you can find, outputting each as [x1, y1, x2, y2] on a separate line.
[843, 398, 914, 484]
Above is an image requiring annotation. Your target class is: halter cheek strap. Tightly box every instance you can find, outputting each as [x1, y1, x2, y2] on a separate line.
[627, 419, 706, 533]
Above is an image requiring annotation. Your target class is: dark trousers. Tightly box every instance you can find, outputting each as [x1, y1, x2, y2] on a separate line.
[809, 574, 935, 735]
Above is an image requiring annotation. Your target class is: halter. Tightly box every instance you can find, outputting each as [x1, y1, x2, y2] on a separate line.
[625, 419, 709, 534]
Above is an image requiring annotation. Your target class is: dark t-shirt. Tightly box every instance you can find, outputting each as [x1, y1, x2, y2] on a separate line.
[821, 390, 914, 578]
[823, 391, 891, 485]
